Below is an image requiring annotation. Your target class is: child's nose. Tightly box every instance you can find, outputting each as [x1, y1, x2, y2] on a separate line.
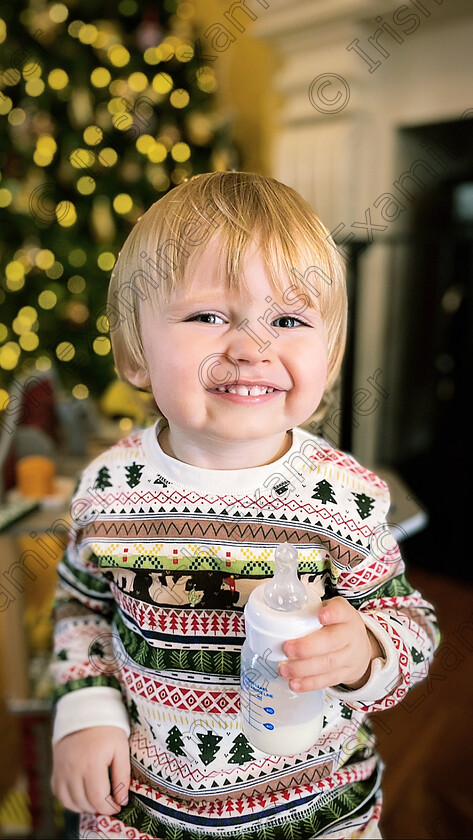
[228, 319, 273, 364]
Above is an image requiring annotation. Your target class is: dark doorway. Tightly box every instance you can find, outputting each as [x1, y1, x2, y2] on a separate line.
[385, 119, 473, 580]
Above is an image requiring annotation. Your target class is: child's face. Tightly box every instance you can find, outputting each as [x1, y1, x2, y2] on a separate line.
[137, 237, 328, 457]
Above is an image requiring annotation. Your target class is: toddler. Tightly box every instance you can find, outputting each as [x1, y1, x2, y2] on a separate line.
[50, 171, 439, 839]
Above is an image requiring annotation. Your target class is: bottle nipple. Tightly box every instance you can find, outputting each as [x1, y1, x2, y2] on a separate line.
[263, 543, 308, 612]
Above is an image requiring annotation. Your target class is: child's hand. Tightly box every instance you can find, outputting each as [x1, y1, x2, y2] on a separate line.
[279, 596, 383, 692]
[51, 726, 130, 815]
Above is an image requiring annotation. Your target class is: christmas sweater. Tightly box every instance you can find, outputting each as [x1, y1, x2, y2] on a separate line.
[50, 420, 439, 840]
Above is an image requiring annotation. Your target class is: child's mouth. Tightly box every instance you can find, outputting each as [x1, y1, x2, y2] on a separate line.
[208, 384, 283, 402]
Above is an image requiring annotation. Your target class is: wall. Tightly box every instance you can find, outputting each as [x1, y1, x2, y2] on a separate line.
[192, 0, 276, 174]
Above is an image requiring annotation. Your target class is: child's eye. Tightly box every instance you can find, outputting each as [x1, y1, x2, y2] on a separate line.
[187, 313, 226, 324]
[272, 316, 308, 328]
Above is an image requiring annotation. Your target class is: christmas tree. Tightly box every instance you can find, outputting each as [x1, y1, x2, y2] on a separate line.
[196, 730, 222, 766]
[0, 0, 238, 406]
[352, 492, 375, 520]
[312, 479, 337, 505]
[227, 732, 255, 764]
[166, 724, 186, 757]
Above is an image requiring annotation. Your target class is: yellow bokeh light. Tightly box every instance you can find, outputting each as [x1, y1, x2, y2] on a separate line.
[56, 341, 75, 362]
[25, 79, 45, 96]
[6, 261, 25, 281]
[136, 134, 155, 154]
[6, 275, 25, 292]
[78, 24, 98, 44]
[93, 336, 111, 356]
[119, 417, 133, 432]
[70, 148, 95, 168]
[96, 314, 109, 333]
[22, 61, 42, 79]
[108, 97, 127, 115]
[0, 20, 6, 44]
[0, 343, 21, 370]
[143, 47, 160, 65]
[68, 20, 84, 38]
[0, 96, 13, 115]
[8, 108, 26, 125]
[0, 388, 9, 408]
[67, 275, 86, 293]
[19, 332, 40, 351]
[0, 325, 8, 343]
[56, 201, 77, 226]
[113, 193, 133, 213]
[33, 150, 53, 167]
[197, 70, 217, 93]
[171, 167, 190, 185]
[68, 250, 86, 267]
[93, 29, 114, 50]
[170, 89, 190, 109]
[108, 45, 130, 67]
[98, 147, 118, 167]
[48, 68, 69, 90]
[159, 42, 174, 61]
[35, 356, 52, 371]
[77, 176, 96, 194]
[113, 111, 133, 131]
[72, 384, 89, 399]
[3, 68, 20, 85]
[98, 251, 116, 270]
[176, 43, 193, 62]
[38, 290, 57, 309]
[90, 67, 111, 87]
[18, 306, 38, 323]
[128, 72, 148, 92]
[146, 165, 170, 192]
[0, 188, 12, 207]
[13, 316, 32, 335]
[46, 261, 64, 279]
[83, 125, 103, 145]
[49, 3, 69, 23]
[35, 249, 55, 270]
[152, 72, 173, 95]
[37, 135, 57, 156]
[147, 142, 167, 163]
[171, 142, 191, 163]
[109, 79, 128, 97]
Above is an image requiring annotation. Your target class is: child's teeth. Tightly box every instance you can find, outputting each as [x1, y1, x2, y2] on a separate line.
[220, 385, 275, 395]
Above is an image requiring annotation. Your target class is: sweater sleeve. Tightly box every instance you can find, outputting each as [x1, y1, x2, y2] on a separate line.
[325, 461, 440, 713]
[49, 462, 130, 745]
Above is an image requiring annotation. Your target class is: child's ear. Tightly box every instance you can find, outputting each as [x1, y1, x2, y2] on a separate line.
[124, 365, 151, 389]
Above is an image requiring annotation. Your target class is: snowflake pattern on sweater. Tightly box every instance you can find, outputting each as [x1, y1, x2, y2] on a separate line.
[50, 422, 439, 839]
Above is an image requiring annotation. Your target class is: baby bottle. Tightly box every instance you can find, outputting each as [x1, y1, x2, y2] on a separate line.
[240, 543, 324, 756]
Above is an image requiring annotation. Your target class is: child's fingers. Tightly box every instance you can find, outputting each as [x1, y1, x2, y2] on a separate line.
[283, 622, 347, 660]
[109, 746, 131, 808]
[279, 646, 350, 687]
[83, 768, 122, 815]
[318, 596, 354, 625]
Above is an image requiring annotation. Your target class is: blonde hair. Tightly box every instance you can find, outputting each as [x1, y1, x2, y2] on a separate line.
[108, 171, 347, 423]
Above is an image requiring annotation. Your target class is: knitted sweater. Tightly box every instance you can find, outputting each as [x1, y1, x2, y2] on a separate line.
[50, 421, 439, 840]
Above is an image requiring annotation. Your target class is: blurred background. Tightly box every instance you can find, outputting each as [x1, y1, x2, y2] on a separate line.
[0, 0, 472, 837]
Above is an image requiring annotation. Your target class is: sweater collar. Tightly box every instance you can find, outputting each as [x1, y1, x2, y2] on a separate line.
[141, 418, 313, 495]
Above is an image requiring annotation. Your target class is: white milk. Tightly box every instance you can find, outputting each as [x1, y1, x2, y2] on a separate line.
[241, 712, 323, 756]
